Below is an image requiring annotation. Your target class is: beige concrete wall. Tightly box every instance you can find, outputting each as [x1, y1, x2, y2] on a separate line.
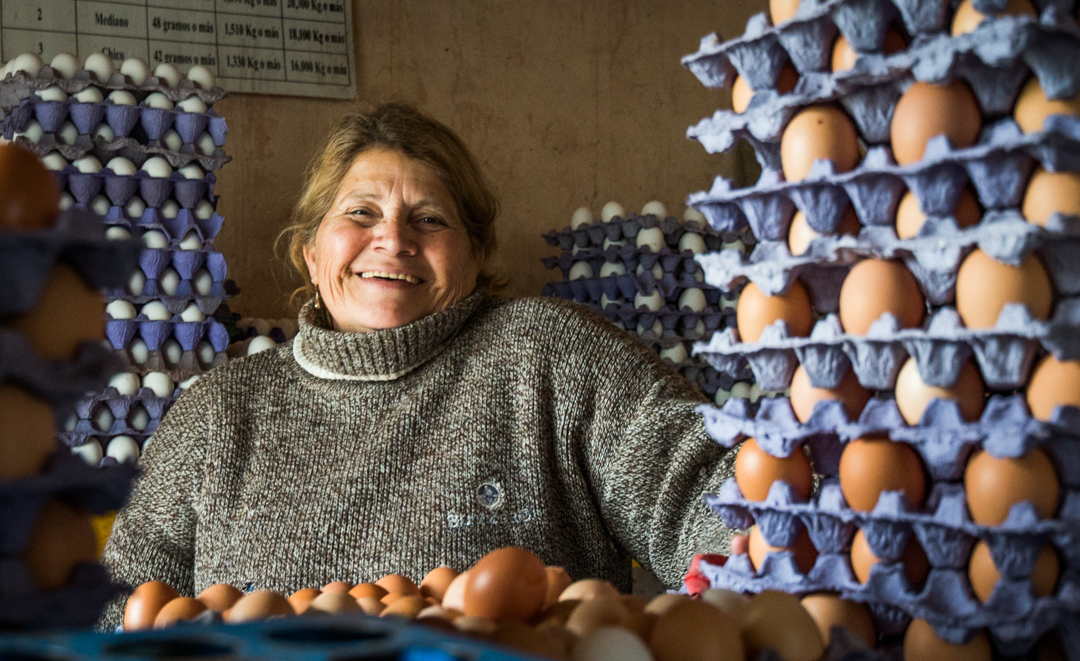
[213, 0, 765, 320]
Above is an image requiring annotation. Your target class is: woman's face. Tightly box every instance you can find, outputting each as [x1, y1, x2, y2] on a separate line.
[303, 148, 483, 333]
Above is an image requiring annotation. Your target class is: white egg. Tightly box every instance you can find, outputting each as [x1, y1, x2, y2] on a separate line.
[641, 200, 667, 218]
[159, 268, 181, 295]
[193, 269, 214, 296]
[568, 261, 594, 280]
[48, 52, 80, 78]
[570, 207, 593, 229]
[635, 263, 664, 280]
[90, 194, 111, 216]
[636, 227, 665, 252]
[73, 155, 102, 173]
[177, 96, 207, 114]
[108, 372, 140, 396]
[143, 92, 174, 110]
[694, 270, 705, 283]
[659, 343, 689, 364]
[678, 288, 707, 312]
[57, 121, 79, 145]
[93, 405, 114, 431]
[128, 405, 150, 431]
[196, 131, 216, 155]
[59, 192, 75, 210]
[601, 237, 624, 251]
[186, 64, 216, 89]
[179, 231, 203, 250]
[11, 53, 44, 77]
[714, 389, 731, 406]
[180, 303, 205, 322]
[83, 53, 115, 81]
[570, 626, 654, 661]
[41, 153, 68, 171]
[749, 383, 763, 402]
[194, 199, 214, 220]
[247, 335, 277, 355]
[125, 196, 146, 218]
[106, 435, 140, 463]
[105, 226, 133, 241]
[94, 122, 115, 142]
[634, 290, 664, 311]
[178, 374, 200, 389]
[127, 269, 146, 295]
[162, 129, 183, 152]
[16, 119, 44, 143]
[129, 338, 149, 364]
[142, 372, 174, 398]
[120, 58, 150, 85]
[178, 163, 204, 180]
[679, 233, 707, 254]
[106, 156, 136, 176]
[140, 300, 171, 321]
[196, 340, 216, 365]
[162, 338, 183, 365]
[691, 319, 706, 336]
[722, 239, 746, 254]
[161, 199, 180, 219]
[62, 413, 78, 431]
[731, 382, 752, 399]
[106, 300, 136, 319]
[152, 63, 181, 87]
[72, 86, 104, 103]
[599, 262, 626, 277]
[600, 294, 620, 308]
[107, 90, 137, 106]
[72, 440, 104, 466]
[636, 319, 663, 337]
[721, 295, 738, 310]
[37, 86, 68, 102]
[601, 201, 625, 222]
[251, 319, 271, 337]
[683, 207, 707, 224]
[140, 156, 172, 178]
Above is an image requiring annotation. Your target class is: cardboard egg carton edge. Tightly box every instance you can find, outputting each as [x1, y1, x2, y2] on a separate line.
[58, 167, 218, 211]
[105, 211, 224, 246]
[0, 66, 226, 107]
[10, 134, 230, 173]
[543, 214, 752, 250]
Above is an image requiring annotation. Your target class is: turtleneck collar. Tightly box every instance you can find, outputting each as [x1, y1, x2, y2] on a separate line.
[292, 290, 487, 382]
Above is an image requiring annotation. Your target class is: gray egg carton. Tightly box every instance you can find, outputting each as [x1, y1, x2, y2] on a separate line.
[103, 208, 224, 246]
[0, 65, 226, 109]
[543, 213, 749, 251]
[57, 167, 217, 212]
[9, 134, 229, 173]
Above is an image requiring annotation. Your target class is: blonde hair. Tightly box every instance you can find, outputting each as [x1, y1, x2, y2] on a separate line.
[280, 103, 502, 308]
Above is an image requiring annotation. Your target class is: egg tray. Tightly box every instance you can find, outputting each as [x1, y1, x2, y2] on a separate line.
[9, 133, 230, 173]
[112, 346, 228, 382]
[106, 315, 228, 353]
[693, 298, 1080, 391]
[3, 97, 228, 146]
[104, 248, 228, 304]
[58, 390, 180, 450]
[54, 167, 218, 211]
[544, 245, 724, 281]
[696, 210, 1080, 308]
[542, 214, 751, 252]
[0, 208, 140, 317]
[0, 65, 227, 106]
[0, 562, 121, 630]
[543, 270, 733, 306]
[103, 208, 224, 246]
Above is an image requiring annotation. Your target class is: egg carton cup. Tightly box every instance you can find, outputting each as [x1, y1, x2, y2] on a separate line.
[693, 298, 1080, 391]
[8, 133, 230, 173]
[54, 166, 217, 210]
[58, 391, 179, 448]
[127, 246, 227, 288]
[0, 561, 120, 630]
[111, 347, 227, 382]
[0, 65, 227, 105]
[543, 285, 735, 340]
[3, 97, 228, 146]
[542, 214, 751, 251]
[0, 208, 140, 317]
[106, 315, 228, 350]
[103, 208, 224, 246]
[544, 270, 732, 305]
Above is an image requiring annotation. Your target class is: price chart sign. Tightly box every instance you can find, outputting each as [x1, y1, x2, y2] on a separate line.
[0, 0, 356, 99]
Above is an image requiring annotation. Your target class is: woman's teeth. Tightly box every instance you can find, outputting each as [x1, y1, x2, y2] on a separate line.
[359, 271, 421, 284]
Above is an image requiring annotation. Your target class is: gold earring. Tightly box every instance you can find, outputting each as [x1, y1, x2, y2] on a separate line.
[314, 286, 321, 310]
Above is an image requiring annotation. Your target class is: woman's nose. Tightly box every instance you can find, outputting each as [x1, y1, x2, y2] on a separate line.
[370, 213, 416, 256]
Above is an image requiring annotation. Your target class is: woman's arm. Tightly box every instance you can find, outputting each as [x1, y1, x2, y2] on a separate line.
[96, 378, 211, 630]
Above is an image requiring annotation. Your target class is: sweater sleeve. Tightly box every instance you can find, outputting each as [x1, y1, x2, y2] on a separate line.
[96, 377, 211, 630]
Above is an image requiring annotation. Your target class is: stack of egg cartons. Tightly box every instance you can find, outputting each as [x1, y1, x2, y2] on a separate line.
[542, 201, 756, 401]
[0, 144, 139, 628]
[227, 316, 300, 359]
[0, 52, 232, 468]
[681, 0, 1079, 657]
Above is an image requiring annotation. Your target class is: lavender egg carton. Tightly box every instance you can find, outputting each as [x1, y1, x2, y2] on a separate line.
[544, 271, 731, 305]
[699, 394, 1080, 482]
[56, 167, 217, 210]
[0, 562, 120, 630]
[9, 133, 230, 173]
[544, 245, 725, 279]
[123, 247, 228, 293]
[543, 214, 748, 251]
[58, 393, 178, 449]
[688, 116, 1080, 243]
[4, 97, 228, 146]
[0, 331, 121, 413]
[103, 208, 224, 245]
[0, 66, 227, 105]
[694, 296, 1080, 391]
[114, 348, 226, 382]
[106, 316, 228, 352]
[0, 208, 139, 316]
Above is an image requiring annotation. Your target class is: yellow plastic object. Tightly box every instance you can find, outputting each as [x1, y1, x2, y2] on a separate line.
[91, 511, 117, 557]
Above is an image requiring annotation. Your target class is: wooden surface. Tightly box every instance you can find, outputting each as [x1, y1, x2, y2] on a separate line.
[213, 0, 765, 320]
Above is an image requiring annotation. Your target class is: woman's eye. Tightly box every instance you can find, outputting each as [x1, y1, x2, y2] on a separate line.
[417, 216, 446, 227]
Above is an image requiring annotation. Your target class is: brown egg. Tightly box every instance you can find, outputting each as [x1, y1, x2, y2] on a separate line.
[491, 620, 565, 658]
[455, 614, 498, 637]
[956, 250, 1053, 329]
[419, 566, 459, 602]
[197, 583, 243, 612]
[1015, 77, 1080, 133]
[10, 264, 107, 361]
[20, 499, 97, 591]
[650, 599, 744, 661]
[321, 580, 352, 594]
[734, 437, 813, 502]
[790, 365, 870, 423]
[736, 280, 814, 343]
[0, 143, 60, 230]
[895, 357, 985, 425]
[623, 610, 658, 641]
[832, 28, 907, 72]
[839, 436, 927, 511]
[850, 528, 930, 589]
[356, 596, 385, 615]
[903, 619, 992, 661]
[0, 382, 57, 480]
[644, 593, 690, 617]
[964, 447, 1060, 525]
[441, 571, 469, 611]
[224, 590, 294, 623]
[306, 591, 362, 615]
[952, 0, 1036, 36]
[781, 105, 861, 182]
[559, 579, 620, 602]
[895, 188, 981, 239]
[349, 582, 388, 600]
[543, 566, 572, 609]
[788, 207, 861, 256]
[732, 65, 799, 114]
[1022, 168, 1080, 227]
[743, 590, 825, 661]
[800, 593, 876, 647]
[769, 0, 800, 25]
[287, 588, 321, 614]
[535, 620, 576, 658]
[748, 525, 818, 575]
[382, 594, 427, 618]
[699, 589, 750, 629]
[1027, 354, 1080, 421]
[891, 81, 982, 166]
[375, 574, 419, 597]
[565, 596, 630, 637]
[417, 604, 458, 622]
[124, 582, 181, 631]
[968, 539, 1059, 603]
[537, 599, 580, 625]
[154, 597, 207, 628]
[463, 547, 548, 621]
[839, 259, 925, 335]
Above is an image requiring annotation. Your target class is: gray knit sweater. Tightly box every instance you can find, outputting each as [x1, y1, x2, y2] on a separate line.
[99, 292, 734, 629]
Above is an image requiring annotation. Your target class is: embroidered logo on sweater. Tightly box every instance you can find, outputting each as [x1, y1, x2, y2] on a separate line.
[477, 482, 502, 509]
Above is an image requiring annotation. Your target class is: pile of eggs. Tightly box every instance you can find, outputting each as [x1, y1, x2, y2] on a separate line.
[122, 546, 888, 661]
[226, 316, 301, 358]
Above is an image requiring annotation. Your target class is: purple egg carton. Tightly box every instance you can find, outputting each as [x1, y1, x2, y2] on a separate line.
[55, 166, 217, 210]
[123, 247, 227, 290]
[0, 331, 122, 417]
[542, 214, 750, 251]
[0, 65, 227, 106]
[112, 347, 227, 382]
[103, 208, 224, 246]
[8, 134, 230, 173]
[544, 283, 735, 339]
[545, 270, 730, 304]
[105, 314, 228, 350]
[58, 391, 179, 449]
[3, 98, 228, 146]
[544, 245, 727, 280]
[0, 561, 120, 630]
[694, 297, 1080, 391]
[0, 208, 139, 317]
[699, 394, 1080, 481]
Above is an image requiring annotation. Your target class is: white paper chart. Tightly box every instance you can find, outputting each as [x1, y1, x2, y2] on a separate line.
[0, 0, 356, 99]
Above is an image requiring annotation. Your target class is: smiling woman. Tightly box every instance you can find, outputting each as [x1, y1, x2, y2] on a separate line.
[98, 103, 735, 630]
